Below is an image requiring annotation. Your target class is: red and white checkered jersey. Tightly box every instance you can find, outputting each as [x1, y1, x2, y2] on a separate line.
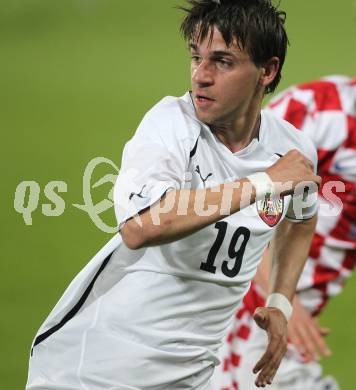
[267, 75, 356, 249]
[266, 75, 356, 315]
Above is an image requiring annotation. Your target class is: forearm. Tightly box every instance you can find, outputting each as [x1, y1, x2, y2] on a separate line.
[251, 218, 317, 388]
[120, 149, 321, 250]
[269, 215, 317, 301]
[253, 248, 271, 295]
[121, 178, 256, 249]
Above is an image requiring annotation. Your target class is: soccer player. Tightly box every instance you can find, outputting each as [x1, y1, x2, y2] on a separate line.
[213, 75, 356, 390]
[26, 1, 321, 389]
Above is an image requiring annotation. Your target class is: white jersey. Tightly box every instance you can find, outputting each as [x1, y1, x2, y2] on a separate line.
[27, 92, 317, 390]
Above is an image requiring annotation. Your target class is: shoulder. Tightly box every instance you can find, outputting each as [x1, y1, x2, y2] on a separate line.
[260, 109, 317, 167]
[268, 75, 355, 117]
[135, 93, 201, 146]
[266, 76, 356, 152]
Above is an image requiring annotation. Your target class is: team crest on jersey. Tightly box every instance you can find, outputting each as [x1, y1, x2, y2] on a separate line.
[256, 194, 284, 227]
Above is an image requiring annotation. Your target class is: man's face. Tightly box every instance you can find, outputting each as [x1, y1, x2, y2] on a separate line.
[190, 26, 264, 126]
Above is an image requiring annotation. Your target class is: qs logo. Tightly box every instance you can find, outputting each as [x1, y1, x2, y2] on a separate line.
[14, 156, 119, 233]
[73, 157, 119, 233]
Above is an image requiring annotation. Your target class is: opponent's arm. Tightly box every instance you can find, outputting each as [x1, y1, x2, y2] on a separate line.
[121, 150, 321, 249]
[288, 295, 331, 362]
[252, 215, 318, 387]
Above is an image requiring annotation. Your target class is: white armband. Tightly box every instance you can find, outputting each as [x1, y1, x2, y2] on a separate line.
[246, 172, 275, 201]
[266, 293, 292, 322]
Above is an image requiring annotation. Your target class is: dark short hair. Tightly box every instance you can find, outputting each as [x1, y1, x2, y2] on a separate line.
[180, 0, 288, 93]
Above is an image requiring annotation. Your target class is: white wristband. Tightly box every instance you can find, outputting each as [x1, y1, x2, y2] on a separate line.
[266, 293, 293, 322]
[246, 172, 275, 201]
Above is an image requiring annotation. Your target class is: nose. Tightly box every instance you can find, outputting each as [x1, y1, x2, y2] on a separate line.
[192, 59, 214, 87]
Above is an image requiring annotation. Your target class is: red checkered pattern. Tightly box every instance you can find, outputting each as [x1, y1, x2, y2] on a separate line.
[215, 76, 356, 389]
[214, 284, 266, 390]
[268, 76, 356, 314]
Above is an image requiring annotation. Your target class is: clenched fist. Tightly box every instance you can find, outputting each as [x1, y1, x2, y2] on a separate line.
[266, 150, 321, 196]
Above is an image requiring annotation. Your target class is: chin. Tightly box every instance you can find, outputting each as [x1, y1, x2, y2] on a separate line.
[195, 111, 215, 126]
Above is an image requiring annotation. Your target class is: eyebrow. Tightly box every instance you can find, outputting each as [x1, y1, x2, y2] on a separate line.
[189, 43, 236, 58]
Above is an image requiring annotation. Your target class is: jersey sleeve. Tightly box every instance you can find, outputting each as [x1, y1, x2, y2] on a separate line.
[114, 110, 195, 229]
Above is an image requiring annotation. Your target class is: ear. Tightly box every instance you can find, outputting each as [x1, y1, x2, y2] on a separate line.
[259, 57, 280, 89]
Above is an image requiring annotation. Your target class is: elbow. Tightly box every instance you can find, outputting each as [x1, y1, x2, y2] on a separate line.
[120, 219, 162, 250]
[122, 237, 144, 251]
[120, 221, 146, 250]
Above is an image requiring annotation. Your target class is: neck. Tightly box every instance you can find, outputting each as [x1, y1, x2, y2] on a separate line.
[211, 94, 263, 153]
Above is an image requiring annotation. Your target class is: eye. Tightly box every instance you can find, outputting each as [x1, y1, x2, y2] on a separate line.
[191, 55, 201, 63]
[216, 58, 233, 68]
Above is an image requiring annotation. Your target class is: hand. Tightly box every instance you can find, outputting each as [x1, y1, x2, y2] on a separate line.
[288, 296, 331, 362]
[266, 150, 322, 196]
[252, 307, 288, 387]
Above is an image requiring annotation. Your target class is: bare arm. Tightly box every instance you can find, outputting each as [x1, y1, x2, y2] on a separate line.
[121, 150, 321, 249]
[121, 179, 256, 249]
[271, 217, 331, 360]
[269, 215, 317, 301]
[254, 243, 331, 362]
[252, 215, 318, 387]
[254, 216, 317, 296]
[253, 249, 270, 294]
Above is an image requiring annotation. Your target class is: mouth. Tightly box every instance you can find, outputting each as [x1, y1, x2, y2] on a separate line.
[194, 93, 215, 108]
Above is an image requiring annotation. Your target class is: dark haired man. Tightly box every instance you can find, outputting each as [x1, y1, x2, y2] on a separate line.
[27, 1, 321, 389]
